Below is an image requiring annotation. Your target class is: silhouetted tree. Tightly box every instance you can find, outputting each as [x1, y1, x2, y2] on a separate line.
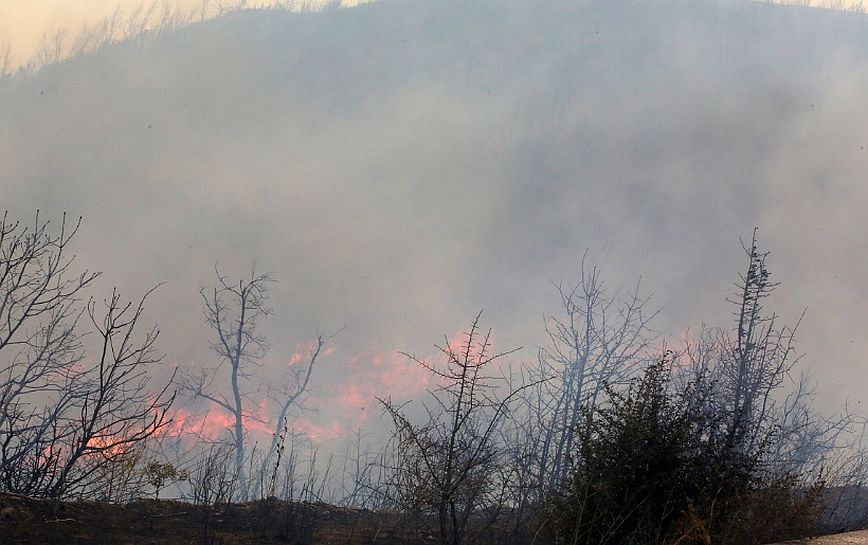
[180, 265, 331, 500]
[380, 312, 530, 545]
[0, 211, 174, 498]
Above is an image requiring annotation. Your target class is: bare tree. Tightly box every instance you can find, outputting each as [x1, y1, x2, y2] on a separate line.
[334, 428, 395, 509]
[100, 6, 124, 46]
[0, 42, 12, 78]
[716, 229, 800, 453]
[257, 330, 335, 498]
[671, 230, 861, 480]
[380, 312, 530, 545]
[507, 258, 658, 517]
[197, 0, 215, 22]
[123, 3, 157, 40]
[0, 211, 174, 498]
[69, 25, 97, 59]
[678, 231, 816, 462]
[181, 266, 331, 500]
[50, 287, 175, 498]
[0, 212, 96, 494]
[181, 267, 271, 499]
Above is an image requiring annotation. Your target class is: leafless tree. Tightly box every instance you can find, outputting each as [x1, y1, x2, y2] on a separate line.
[0, 42, 12, 78]
[506, 258, 658, 518]
[181, 267, 271, 499]
[180, 266, 331, 500]
[34, 29, 66, 68]
[671, 230, 861, 482]
[69, 25, 97, 59]
[0, 211, 174, 498]
[0, 212, 94, 495]
[99, 6, 124, 45]
[123, 3, 157, 40]
[719, 229, 801, 452]
[257, 330, 335, 498]
[50, 287, 175, 498]
[216, 0, 249, 16]
[197, 0, 215, 22]
[334, 428, 395, 508]
[677, 232, 826, 465]
[380, 312, 531, 545]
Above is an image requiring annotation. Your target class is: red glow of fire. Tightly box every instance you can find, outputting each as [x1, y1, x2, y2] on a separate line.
[162, 330, 499, 446]
[288, 352, 305, 366]
[287, 339, 329, 367]
[85, 435, 132, 458]
[325, 347, 435, 427]
[161, 407, 271, 442]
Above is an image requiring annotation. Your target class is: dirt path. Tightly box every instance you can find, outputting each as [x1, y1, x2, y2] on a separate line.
[777, 530, 868, 545]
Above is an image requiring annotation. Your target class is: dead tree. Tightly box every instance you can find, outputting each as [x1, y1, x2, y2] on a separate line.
[0, 42, 12, 78]
[0, 211, 174, 498]
[681, 230, 814, 462]
[181, 266, 330, 500]
[673, 230, 858, 478]
[0, 212, 95, 494]
[380, 312, 530, 545]
[257, 331, 332, 498]
[509, 258, 657, 514]
[719, 229, 799, 451]
[50, 287, 175, 498]
[181, 267, 272, 499]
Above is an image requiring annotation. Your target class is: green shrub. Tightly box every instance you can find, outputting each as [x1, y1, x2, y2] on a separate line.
[539, 355, 824, 545]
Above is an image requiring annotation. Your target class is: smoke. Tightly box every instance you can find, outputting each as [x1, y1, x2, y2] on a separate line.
[2, 0, 868, 449]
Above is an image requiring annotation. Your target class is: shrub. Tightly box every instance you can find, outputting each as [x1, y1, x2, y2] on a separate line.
[540, 354, 824, 545]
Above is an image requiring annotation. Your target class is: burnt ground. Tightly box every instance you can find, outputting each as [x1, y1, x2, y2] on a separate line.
[4, 490, 863, 545]
[0, 493, 433, 545]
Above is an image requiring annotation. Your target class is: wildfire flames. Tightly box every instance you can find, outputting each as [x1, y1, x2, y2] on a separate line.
[163, 342, 449, 446]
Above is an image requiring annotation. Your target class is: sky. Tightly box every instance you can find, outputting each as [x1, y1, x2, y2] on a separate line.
[0, 0, 363, 70]
[0, 0, 197, 66]
[3, 0, 868, 454]
[0, 0, 865, 69]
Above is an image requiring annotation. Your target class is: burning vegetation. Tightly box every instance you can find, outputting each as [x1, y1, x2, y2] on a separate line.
[1, 211, 867, 545]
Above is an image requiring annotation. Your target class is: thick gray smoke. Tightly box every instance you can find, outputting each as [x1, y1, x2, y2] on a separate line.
[2, 0, 867, 444]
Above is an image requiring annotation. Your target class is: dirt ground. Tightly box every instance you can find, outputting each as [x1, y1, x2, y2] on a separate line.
[0, 493, 430, 545]
[4, 492, 862, 545]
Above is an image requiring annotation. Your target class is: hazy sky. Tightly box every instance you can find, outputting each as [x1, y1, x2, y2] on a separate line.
[0, 0, 198, 63]
[0, 0, 362, 69]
